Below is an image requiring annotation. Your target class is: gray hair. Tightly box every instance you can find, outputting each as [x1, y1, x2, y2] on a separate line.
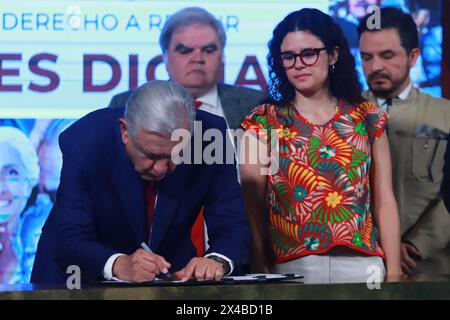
[124, 80, 196, 137]
[159, 7, 227, 54]
[0, 126, 39, 186]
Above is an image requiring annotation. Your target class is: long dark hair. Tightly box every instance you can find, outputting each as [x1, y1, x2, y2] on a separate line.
[267, 8, 363, 105]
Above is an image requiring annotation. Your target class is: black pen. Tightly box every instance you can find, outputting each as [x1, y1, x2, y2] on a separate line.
[140, 242, 172, 280]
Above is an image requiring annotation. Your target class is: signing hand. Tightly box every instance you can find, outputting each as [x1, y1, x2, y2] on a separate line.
[172, 257, 225, 281]
[112, 249, 171, 282]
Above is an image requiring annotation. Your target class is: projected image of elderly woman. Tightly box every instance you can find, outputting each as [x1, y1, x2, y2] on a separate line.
[0, 127, 39, 284]
[18, 119, 75, 283]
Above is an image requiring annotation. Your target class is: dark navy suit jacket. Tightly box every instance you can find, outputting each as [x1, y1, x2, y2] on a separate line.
[31, 107, 249, 284]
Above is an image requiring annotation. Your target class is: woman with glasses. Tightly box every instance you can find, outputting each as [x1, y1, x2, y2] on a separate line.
[239, 8, 402, 283]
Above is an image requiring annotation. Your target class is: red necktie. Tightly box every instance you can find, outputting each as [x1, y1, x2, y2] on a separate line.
[194, 100, 202, 109]
[191, 97, 206, 256]
[144, 181, 157, 236]
[191, 209, 205, 256]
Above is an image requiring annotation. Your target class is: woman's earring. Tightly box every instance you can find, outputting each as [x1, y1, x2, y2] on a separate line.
[330, 64, 336, 73]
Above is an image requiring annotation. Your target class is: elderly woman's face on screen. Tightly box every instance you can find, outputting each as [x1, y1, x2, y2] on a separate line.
[0, 143, 32, 224]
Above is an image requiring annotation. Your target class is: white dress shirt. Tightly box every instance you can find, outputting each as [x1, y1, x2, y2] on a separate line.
[376, 81, 413, 111]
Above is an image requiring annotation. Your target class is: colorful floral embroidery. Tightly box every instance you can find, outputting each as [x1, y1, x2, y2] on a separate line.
[241, 100, 387, 262]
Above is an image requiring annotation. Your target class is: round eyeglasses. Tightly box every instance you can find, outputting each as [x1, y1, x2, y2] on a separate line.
[280, 47, 328, 69]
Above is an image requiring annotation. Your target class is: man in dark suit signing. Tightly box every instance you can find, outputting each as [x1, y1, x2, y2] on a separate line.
[31, 81, 249, 284]
[109, 7, 265, 256]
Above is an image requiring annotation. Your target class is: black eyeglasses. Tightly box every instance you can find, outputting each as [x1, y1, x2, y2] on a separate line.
[280, 47, 328, 69]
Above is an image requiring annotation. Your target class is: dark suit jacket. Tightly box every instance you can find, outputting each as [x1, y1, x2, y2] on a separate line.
[108, 83, 266, 130]
[31, 107, 249, 285]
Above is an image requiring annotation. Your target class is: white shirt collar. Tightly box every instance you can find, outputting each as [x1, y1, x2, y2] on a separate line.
[397, 81, 413, 100]
[376, 81, 413, 107]
[197, 85, 219, 109]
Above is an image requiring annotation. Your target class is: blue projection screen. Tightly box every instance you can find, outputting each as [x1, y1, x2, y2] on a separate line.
[0, 0, 443, 284]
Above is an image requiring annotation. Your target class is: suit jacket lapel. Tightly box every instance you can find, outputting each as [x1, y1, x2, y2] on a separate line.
[218, 84, 245, 130]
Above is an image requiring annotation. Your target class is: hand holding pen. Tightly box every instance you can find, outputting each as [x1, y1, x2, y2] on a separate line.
[111, 243, 171, 282]
[140, 242, 173, 280]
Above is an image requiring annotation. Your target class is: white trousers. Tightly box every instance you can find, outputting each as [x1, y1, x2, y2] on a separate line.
[273, 251, 386, 284]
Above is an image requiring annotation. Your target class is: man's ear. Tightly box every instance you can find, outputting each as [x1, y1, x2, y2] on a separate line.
[118, 118, 128, 144]
[408, 48, 420, 69]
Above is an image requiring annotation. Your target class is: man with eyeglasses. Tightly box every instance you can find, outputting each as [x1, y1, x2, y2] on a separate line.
[359, 7, 450, 275]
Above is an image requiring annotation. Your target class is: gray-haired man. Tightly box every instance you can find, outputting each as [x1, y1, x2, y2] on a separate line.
[109, 7, 265, 256]
[32, 80, 250, 284]
[109, 6, 265, 131]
